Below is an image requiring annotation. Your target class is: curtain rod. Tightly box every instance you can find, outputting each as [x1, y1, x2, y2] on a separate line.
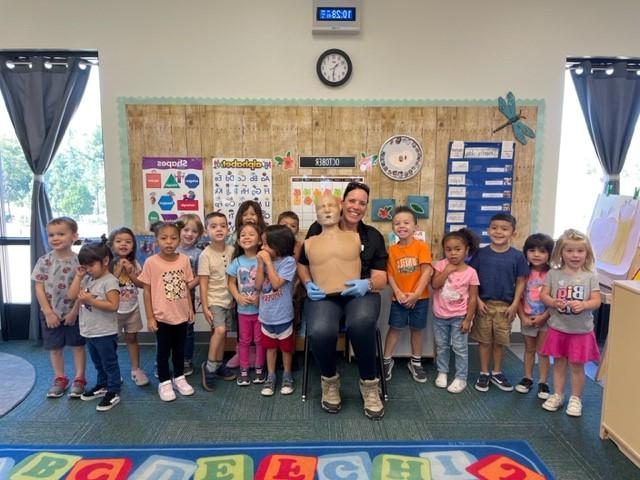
[566, 57, 640, 71]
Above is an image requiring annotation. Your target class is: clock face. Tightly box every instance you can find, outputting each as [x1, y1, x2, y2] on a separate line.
[378, 135, 424, 181]
[317, 49, 352, 87]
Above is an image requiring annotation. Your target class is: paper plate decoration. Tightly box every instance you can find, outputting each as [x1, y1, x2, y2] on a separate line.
[378, 135, 423, 181]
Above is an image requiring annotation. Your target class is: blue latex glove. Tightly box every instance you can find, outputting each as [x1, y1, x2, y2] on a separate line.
[341, 279, 369, 297]
[305, 281, 326, 301]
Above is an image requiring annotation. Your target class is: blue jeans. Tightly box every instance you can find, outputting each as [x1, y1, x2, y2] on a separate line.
[87, 334, 121, 393]
[434, 315, 468, 380]
[305, 292, 380, 380]
[184, 322, 194, 363]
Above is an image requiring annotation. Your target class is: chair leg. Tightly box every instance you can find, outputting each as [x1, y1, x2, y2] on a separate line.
[301, 326, 310, 401]
[376, 328, 388, 401]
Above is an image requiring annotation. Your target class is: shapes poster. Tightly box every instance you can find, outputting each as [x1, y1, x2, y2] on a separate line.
[213, 158, 273, 232]
[290, 176, 364, 229]
[444, 141, 514, 245]
[142, 157, 204, 229]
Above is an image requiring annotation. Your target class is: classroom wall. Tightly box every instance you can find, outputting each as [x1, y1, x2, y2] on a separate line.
[1, 0, 639, 235]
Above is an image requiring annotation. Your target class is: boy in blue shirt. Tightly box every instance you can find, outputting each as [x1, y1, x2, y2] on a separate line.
[470, 213, 529, 392]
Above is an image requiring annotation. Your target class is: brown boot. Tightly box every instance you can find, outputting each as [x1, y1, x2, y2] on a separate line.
[320, 374, 341, 413]
[359, 378, 384, 420]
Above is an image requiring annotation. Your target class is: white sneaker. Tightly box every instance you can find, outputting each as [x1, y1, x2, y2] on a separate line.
[172, 375, 194, 396]
[566, 396, 582, 417]
[131, 369, 150, 386]
[435, 372, 448, 388]
[447, 378, 467, 394]
[158, 380, 176, 402]
[542, 393, 564, 412]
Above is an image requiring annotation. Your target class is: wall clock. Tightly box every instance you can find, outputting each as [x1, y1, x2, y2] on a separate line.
[316, 49, 352, 87]
[378, 135, 424, 181]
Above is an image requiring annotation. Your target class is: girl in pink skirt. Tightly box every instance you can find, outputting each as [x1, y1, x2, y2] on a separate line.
[540, 229, 601, 417]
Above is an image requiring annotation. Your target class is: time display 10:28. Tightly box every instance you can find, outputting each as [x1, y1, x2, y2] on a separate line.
[316, 7, 356, 21]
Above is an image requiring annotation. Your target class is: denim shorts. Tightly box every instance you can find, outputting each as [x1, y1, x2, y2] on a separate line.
[389, 298, 429, 330]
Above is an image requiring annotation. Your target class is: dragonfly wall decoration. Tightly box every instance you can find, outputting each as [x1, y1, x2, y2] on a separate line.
[493, 92, 536, 145]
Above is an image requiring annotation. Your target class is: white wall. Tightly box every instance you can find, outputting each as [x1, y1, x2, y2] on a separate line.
[1, 0, 639, 234]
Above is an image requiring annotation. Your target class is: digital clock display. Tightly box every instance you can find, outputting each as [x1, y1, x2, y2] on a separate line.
[316, 7, 356, 21]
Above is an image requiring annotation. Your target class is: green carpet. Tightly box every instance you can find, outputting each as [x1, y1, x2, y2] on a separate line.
[0, 340, 637, 480]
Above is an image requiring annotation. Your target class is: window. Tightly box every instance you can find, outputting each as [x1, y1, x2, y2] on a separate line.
[555, 69, 640, 236]
[0, 63, 106, 303]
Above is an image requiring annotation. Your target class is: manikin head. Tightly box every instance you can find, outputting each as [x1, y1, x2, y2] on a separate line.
[315, 194, 341, 227]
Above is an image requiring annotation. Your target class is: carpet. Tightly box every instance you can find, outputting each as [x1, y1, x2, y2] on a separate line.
[0, 352, 35, 418]
[0, 440, 553, 479]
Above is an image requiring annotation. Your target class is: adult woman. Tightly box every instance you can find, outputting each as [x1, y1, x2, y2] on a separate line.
[297, 182, 388, 420]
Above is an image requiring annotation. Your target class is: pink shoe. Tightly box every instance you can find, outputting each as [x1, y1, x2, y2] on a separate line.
[158, 380, 176, 402]
[172, 375, 194, 396]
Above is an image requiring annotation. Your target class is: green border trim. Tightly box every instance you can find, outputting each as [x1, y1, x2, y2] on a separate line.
[117, 96, 545, 229]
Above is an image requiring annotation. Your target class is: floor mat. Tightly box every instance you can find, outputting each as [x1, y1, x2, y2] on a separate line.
[0, 352, 35, 418]
[0, 440, 553, 479]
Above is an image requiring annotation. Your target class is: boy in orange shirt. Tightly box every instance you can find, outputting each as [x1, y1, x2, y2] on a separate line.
[382, 206, 433, 383]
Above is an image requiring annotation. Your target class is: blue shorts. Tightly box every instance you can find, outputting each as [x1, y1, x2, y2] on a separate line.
[389, 298, 429, 330]
[41, 316, 85, 350]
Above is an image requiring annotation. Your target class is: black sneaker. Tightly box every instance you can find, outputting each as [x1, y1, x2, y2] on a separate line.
[80, 386, 107, 401]
[201, 362, 216, 392]
[253, 368, 267, 384]
[383, 359, 394, 382]
[96, 392, 120, 412]
[490, 373, 514, 392]
[515, 377, 533, 394]
[537, 382, 551, 399]
[183, 360, 194, 376]
[215, 364, 236, 381]
[237, 370, 251, 386]
[474, 374, 490, 392]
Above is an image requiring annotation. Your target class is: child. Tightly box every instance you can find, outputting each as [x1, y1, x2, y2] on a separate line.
[226, 223, 265, 386]
[278, 210, 303, 261]
[469, 213, 529, 392]
[540, 229, 601, 417]
[199, 212, 236, 391]
[255, 225, 297, 396]
[278, 210, 304, 334]
[108, 226, 149, 386]
[32, 217, 86, 399]
[431, 228, 480, 394]
[176, 213, 205, 376]
[68, 238, 121, 411]
[382, 206, 433, 383]
[139, 221, 195, 402]
[228, 200, 268, 246]
[515, 233, 554, 399]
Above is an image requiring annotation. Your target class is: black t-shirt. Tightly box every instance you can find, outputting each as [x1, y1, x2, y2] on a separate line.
[299, 221, 388, 279]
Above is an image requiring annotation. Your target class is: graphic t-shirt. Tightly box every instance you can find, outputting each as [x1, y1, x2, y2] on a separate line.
[387, 239, 432, 301]
[259, 256, 296, 326]
[227, 255, 259, 315]
[31, 251, 79, 317]
[115, 259, 142, 314]
[544, 269, 599, 334]
[138, 254, 194, 325]
[79, 273, 120, 338]
[432, 259, 480, 319]
[522, 270, 548, 316]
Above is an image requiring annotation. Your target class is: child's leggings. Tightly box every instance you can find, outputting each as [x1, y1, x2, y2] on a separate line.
[238, 313, 264, 371]
[156, 321, 187, 382]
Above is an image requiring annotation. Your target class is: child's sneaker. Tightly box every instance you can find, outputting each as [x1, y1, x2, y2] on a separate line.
[253, 367, 267, 384]
[201, 362, 216, 391]
[261, 376, 276, 396]
[407, 361, 427, 383]
[280, 377, 294, 395]
[474, 373, 490, 392]
[96, 392, 120, 412]
[46, 376, 69, 398]
[435, 372, 448, 389]
[131, 369, 150, 386]
[566, 395, 582, 417]
[158, 380, 176, 401]
[447, 378, 467, 394]
[515, 377, 533, 394]
[183, 360, 194, 376]
[68, 377, 86, 398]
[383, 358, 394, 381]
[237, 370, 251, 386]
[537, 382, 550, 399]
[542, 393, 564, 412]
[490, 372, 514, 392]
[215, 364, 236, 381]
[81, 385, 107, 401]
[172, 375, 195, 396]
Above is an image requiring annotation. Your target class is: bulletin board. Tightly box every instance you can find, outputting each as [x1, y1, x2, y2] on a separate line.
[123, 102, 540, 258]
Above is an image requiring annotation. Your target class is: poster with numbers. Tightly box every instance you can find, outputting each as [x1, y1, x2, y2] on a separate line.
[444, 141, 515, 245]
[290, 176, 364, 230]
[212, 158, 273, 231]
[142, 157, 204, 229]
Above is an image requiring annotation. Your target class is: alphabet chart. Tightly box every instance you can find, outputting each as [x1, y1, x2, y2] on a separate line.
[444, 141, 514, 245]
[142, 157, 204, 230]
[290, 176, 364, 229]
[212, 158, 273, 231]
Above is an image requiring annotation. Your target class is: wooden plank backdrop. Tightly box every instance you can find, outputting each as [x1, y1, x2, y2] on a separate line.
[126, 104, 537, 258]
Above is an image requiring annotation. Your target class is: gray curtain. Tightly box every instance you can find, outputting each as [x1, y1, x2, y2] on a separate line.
[0, 56, 91, 340]
[571, 60, 640, 194]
